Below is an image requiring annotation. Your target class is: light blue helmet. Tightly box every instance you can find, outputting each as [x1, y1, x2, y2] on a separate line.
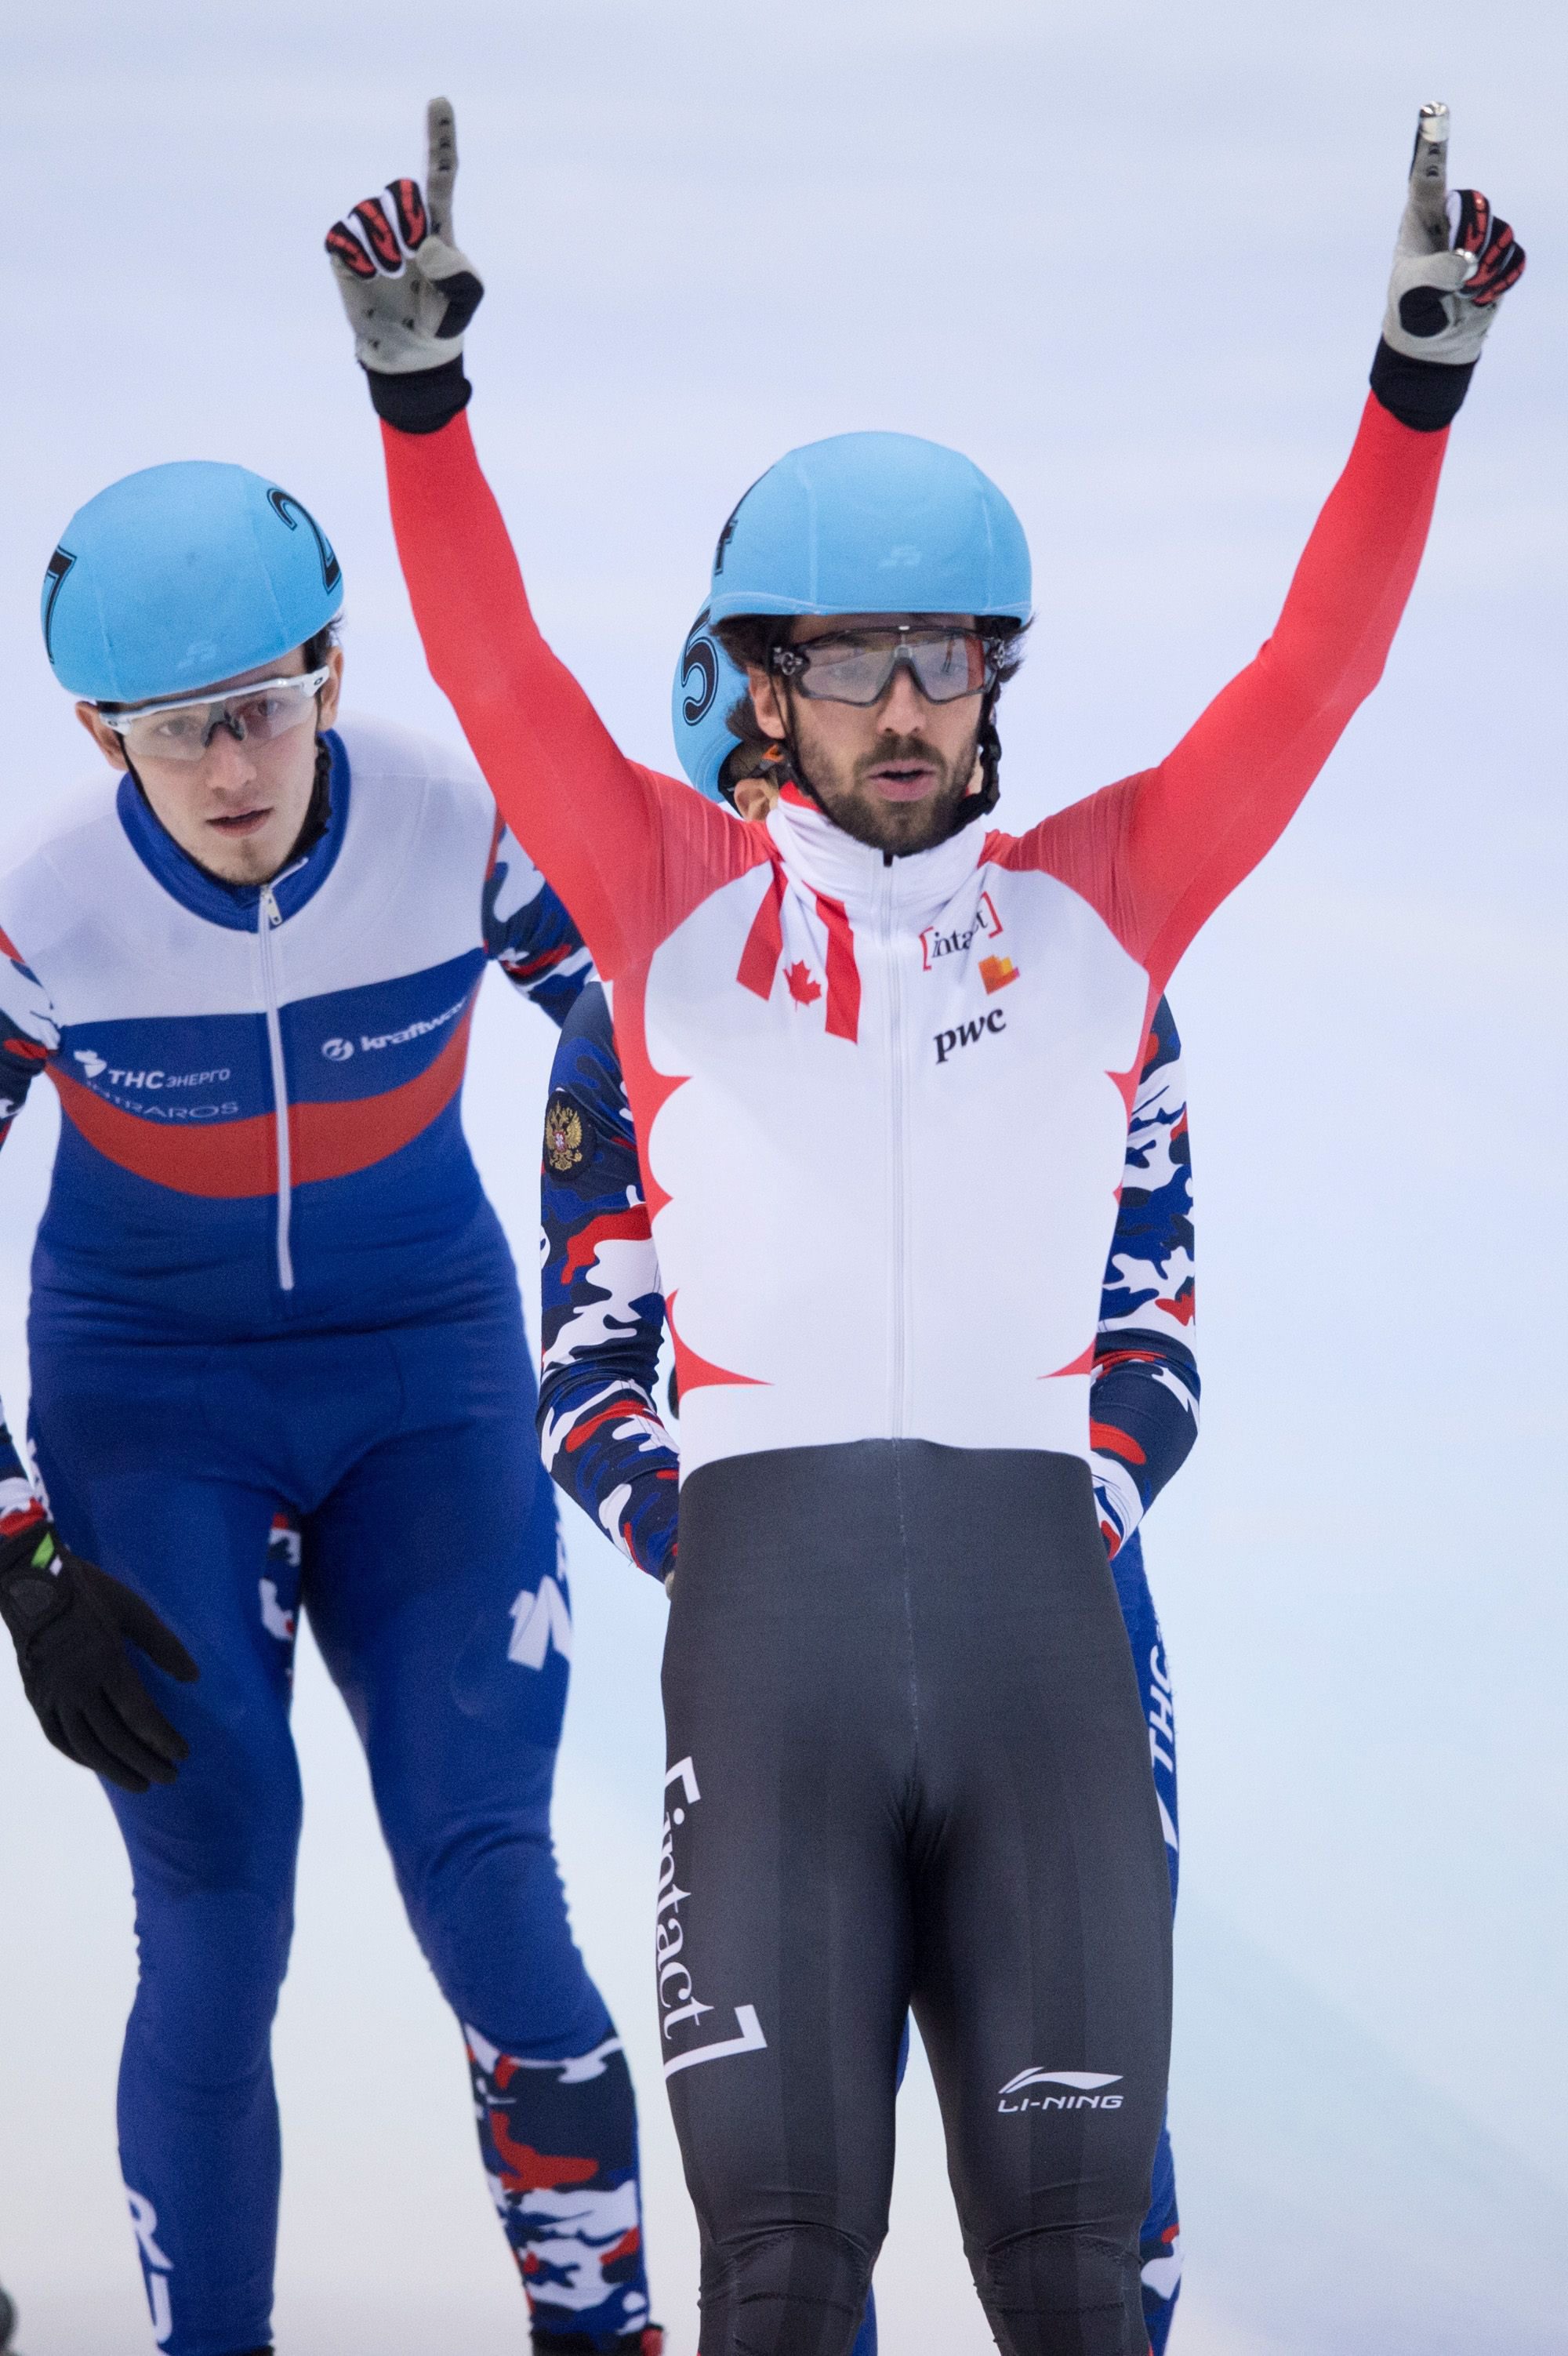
[672, 607, 750, 803]
[704, 430, 1031, 626]
[42, 460, 343, 703]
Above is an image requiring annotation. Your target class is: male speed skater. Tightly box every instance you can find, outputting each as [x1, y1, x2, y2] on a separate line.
[0, 464, 662, 2355]
[537, 620, 1198, 2354]
[326, 97, 1524, 2354]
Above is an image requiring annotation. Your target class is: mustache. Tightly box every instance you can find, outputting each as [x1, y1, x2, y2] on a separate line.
[854, 733, 949, 782]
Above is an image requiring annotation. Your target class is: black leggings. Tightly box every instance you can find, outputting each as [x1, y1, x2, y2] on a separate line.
[659, 1442, 1173, 2356]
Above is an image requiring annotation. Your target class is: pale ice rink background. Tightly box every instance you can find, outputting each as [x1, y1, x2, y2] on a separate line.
[0, 2, 1564, 2349]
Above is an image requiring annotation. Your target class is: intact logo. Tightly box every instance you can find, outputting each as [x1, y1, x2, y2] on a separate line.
[321, 1037, 354, 1062]
[980, 955, 1018, 993]
[658, 1756, 768, 2080]
[920, 889, 1002, 971]
[998, 2068, 1124, 2116]
[934, 1008, 1007, 1065]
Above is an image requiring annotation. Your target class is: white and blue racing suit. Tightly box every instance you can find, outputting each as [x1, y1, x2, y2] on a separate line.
[0, 720, 657, 2356]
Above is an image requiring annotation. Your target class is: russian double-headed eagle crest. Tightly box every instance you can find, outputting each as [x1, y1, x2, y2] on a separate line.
[544, 1095, 585, 1172]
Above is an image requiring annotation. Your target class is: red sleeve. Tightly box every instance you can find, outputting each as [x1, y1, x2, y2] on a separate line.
[381, 413, 758, 978]
[996, 395, 1449, 989]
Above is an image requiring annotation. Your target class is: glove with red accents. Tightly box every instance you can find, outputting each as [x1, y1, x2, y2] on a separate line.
[0, 1519, 198, 1794]
[325, 97, 485, 432]
[1372, 103, 1525, 430]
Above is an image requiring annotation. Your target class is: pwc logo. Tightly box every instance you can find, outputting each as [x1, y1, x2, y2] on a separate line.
[997, 2068, 1124, 2116]
[934, 1008, 1007, 1065]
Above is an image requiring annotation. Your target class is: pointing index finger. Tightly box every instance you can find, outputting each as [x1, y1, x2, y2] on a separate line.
[1408, 100, 1450, 233]
[426, 96, 458, 241]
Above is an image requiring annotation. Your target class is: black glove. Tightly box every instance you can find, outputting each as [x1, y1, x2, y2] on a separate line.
[0, 1521, 198, 1793]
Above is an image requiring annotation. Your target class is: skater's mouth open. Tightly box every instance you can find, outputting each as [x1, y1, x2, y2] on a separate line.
[865, 758, 939, 802]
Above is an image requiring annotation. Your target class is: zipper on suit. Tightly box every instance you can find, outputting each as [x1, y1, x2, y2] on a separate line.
[880, 863, 908, 1434]
[256, 881, 295, 1293]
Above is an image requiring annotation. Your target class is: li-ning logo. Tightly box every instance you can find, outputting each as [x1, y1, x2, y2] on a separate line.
[658, 1757, 768, 2079]
[267, 487, 342, 593]
[998, 2068, 1124, 2116]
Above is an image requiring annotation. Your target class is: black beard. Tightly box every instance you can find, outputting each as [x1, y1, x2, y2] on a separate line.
[795, 724, 982, 858]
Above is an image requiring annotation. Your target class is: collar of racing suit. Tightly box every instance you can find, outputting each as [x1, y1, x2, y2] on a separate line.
[114, 728, 351, 932]
[764, 786, 984, 928]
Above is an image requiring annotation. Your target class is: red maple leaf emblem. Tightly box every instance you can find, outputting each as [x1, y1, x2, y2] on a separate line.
[785, 960, 822, 1006]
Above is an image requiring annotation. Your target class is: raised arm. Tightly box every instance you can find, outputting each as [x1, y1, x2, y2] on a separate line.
[537, 986, 679, 1582]
[1091, 996, 1200, 1557]
[326, 101, 747, 978]
[1012, 107, 1526, 989]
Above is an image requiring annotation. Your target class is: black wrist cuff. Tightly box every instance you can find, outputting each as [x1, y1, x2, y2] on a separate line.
[0, 1520, 52, 1580]
[1369, 338, 1475, 432]
[363, 357, 472, 436]
[0, 1525, 65, 1643]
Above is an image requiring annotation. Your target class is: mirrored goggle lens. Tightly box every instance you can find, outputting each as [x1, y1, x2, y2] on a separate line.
[788, 633, 991, 706]
[113, 673, 325, 762]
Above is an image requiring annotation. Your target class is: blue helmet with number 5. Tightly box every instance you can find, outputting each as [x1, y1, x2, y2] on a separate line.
[703, 430, 1032, 627]
[42, 460, 344, 703]
[671, 607, 752, 804]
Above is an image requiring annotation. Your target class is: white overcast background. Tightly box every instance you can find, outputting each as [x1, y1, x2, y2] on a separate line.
[0, 3, 1563, 2351]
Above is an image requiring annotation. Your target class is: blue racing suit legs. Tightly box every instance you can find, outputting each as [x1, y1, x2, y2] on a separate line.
[0, 721, 654, 2356]
[30, 1294, 645, 2356]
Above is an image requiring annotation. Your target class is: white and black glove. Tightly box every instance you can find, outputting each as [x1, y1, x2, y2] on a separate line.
[325, 97, 485, 433]
[1371, 103, 1525, 430]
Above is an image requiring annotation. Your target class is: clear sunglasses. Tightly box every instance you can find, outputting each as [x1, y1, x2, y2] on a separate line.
[770, 627, 999, 707]
[101, 668, 332, 764]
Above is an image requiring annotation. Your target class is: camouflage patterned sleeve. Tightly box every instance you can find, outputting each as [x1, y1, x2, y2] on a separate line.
[482, 819, 597, 1028]
[1091, 993, 1200, 1558]
[536, 985, 679, 1580]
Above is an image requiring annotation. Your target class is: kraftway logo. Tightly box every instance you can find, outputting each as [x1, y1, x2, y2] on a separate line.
[998, 2068, 1124, 2116]
[320, 990, 469, 1064]
[657, 1757, 768, 2080]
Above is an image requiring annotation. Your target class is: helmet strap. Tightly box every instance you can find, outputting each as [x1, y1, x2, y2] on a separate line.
[771, 678, 827, 815]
